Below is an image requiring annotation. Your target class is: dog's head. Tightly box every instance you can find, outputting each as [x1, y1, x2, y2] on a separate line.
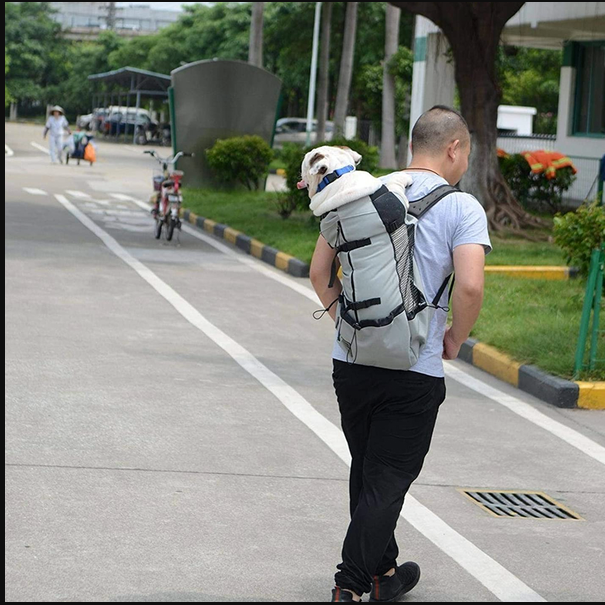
[298, 145, 362, 198]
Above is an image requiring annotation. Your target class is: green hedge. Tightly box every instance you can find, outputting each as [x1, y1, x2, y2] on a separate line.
[206, 135, 273, 190]
[553, 201, 605, 277]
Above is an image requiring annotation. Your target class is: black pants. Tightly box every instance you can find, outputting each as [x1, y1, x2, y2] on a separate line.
[332, 360, 446, 596]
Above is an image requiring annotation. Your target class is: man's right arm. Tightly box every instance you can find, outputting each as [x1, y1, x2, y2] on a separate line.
[310, 235, 342, 322]
[443, 243, 485, 360]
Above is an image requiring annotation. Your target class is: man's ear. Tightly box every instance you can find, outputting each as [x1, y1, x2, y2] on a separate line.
[449, 139, 461, 161]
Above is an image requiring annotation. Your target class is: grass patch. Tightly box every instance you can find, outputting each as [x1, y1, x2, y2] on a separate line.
[472, 275, 603, 381]
[486, 235, 566, 266]
[183, 188, 319, 264]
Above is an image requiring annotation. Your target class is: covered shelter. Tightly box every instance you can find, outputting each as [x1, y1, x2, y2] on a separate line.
[87, 67, 171, 144]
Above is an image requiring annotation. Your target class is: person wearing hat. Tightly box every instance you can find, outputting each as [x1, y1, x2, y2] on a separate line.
[43, 106, 71, 164]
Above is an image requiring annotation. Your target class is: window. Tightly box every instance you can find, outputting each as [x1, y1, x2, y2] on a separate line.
[574, 42, 605, 136]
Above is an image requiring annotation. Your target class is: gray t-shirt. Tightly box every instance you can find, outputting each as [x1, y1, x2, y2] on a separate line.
[332, 171, 492, 377]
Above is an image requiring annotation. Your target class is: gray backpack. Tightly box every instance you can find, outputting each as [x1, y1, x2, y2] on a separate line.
[320, 183, 457, 370]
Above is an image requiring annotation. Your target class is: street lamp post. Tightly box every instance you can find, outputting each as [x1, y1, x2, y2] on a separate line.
[305, 2, 322, 148]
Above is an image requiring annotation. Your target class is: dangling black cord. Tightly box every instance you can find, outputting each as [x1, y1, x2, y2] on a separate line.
[313, 297, 339, 321]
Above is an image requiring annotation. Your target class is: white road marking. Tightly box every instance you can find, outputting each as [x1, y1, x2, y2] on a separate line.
[30, 142, 50, 155]
[53, 192, 546, 603]
[23, 188, 47, 196]
[66, 190, 92, 199]
[78, 194, 605, 469]
[107, 194, 605, 467]
[445, 363, 605, 466]
[5, 144, 14, 157]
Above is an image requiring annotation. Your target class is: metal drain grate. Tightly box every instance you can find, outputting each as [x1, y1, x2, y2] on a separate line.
[459, 489, 582, 520]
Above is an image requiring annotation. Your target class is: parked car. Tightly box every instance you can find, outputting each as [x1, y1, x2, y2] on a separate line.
[273, 117, 334, 148]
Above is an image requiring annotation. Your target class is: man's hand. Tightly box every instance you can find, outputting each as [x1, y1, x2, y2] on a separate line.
[442, 327, 462, 360]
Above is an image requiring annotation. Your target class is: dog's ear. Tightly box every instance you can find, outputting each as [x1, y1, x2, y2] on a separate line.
[348, 149, 362, 166]
[337, 146, 362, 166]
[309, 152, 329, 176]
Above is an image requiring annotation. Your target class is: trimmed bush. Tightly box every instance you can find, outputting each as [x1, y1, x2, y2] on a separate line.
[282, 138, 380, 213]
[553, 201, 605, 276]
[499, 152, 576, 215]
[206, 135, 273, 190]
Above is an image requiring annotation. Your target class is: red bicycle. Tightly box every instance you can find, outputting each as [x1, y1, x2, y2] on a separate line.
[145, 150, 194, 241]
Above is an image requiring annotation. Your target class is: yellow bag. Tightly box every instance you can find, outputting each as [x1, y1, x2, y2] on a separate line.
[83, 143, 96, 164]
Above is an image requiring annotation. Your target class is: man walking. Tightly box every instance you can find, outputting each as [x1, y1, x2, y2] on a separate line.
[43, 105, 71, 164]
[309, 106, 491, 602]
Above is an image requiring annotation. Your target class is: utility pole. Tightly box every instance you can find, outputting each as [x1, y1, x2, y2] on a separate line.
[305, 2, 322, 147]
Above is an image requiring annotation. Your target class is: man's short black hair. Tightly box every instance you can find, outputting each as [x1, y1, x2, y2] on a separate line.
[411, 105, 470, 155]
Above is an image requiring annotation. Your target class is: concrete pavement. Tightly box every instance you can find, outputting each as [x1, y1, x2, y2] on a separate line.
[5, 122, 605, 602]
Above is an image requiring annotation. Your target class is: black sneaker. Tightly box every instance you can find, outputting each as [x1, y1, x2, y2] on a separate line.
[369, 562, 421, 602]
[331, 587, 356, 602]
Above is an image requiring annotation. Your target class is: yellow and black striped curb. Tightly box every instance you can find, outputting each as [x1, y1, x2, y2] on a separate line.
[182, 209, 309, 278]
[484, 266, 578, 280]
[269, 168, 287, 177]
[459, 339, 604, 410]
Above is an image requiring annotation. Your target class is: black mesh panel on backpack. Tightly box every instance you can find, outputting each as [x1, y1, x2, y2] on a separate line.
[390, 223, 426, 320]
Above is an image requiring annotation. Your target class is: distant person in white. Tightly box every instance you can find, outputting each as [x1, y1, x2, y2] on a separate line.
[43, 106, 71, 164]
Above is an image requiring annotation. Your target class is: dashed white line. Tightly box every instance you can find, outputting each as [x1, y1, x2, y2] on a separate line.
[30, 142, 50, 155]
[23, 188, 47, 196]
[66, 190, 92, 199]
[5, 144, 14, 157]
[54, 192, 546, 603]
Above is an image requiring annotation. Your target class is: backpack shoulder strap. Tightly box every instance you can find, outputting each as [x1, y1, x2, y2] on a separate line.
[407, 184, 459, 219]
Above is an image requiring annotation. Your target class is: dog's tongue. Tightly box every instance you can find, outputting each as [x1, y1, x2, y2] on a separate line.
[297, 180, 307, 190]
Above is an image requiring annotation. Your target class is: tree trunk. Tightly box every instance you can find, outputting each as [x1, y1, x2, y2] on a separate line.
[248, 2, 264, 69]
[388, 2, 543, 231]
[380, 4, 401, 169]
[333, 2, 359, 138]
[316, 2, 333, 143]
[397, 131, 409, 168]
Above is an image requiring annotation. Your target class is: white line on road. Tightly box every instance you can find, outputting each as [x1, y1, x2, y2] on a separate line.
[5, 144, 14, 157]
[66, 190, 93, 199]
[54, 192, 546, 603]
[445, 363, 605, 466]
[23, 188, 48, 196]
[105, 194, 605, 467]
[30, 141, 50, 155]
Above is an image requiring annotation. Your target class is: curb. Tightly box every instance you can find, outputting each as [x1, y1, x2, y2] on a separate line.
[269, 168, 287, 177]
[484, 266, 578, 280]
[182, 209, 310, 278]
[459, 340, 604, 409]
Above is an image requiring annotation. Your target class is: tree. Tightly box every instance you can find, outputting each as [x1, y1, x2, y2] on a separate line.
[316, 1, 333, 142]
[5, 2, 67, 108]
[380, 4, 401, 169]
[388, 2, 543, 231]
[248, 2, 264, 68]
[5, 48, 12, 108]
[333, 2, 359, 138]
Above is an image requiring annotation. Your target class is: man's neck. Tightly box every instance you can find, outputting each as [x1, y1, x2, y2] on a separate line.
[406, 162, 445, 179]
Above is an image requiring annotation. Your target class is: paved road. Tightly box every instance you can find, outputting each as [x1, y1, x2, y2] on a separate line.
[5, 122, 605, 602]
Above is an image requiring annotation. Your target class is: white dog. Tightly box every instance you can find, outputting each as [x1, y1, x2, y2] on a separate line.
[298, 145, 412, 216]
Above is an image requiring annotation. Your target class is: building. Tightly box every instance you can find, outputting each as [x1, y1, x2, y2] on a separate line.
[409, 2, 605, 204]
[50, 2, 182, 40]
